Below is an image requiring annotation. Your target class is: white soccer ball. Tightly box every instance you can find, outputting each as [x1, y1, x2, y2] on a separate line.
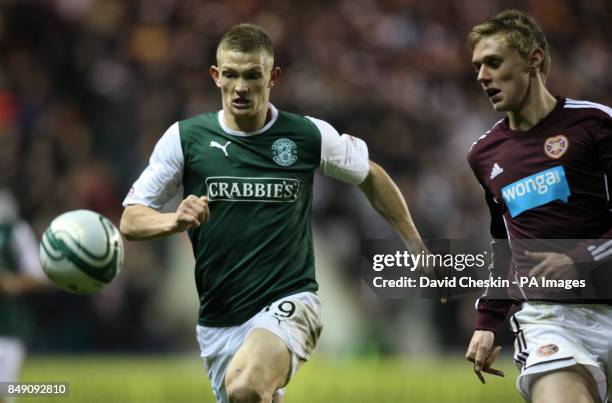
[39, 210, 124, 294]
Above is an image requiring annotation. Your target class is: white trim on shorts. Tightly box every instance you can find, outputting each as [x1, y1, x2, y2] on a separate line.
[511, 302, 610, 402]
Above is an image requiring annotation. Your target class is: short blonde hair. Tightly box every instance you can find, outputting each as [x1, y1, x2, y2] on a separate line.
[217, 23, 274, 59]
[468, 10, 551, 79]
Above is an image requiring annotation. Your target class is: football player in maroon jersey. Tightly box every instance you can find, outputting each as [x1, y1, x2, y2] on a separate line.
[464, 10, 611, 403]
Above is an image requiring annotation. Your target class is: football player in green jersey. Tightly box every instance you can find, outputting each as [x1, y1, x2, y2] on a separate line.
[121, 23, 426, 403]
[0, 189, 47, 403]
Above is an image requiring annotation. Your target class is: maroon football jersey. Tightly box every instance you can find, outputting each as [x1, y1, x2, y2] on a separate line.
[467, 97, 612, 332]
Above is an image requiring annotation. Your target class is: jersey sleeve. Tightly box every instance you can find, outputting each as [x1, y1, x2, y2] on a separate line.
[10, 220, 46, 280]
[306, 117, 369, 184]
[566, 112, 612, 264]
[474, 188, 515, 333]
[468, 154, 515, 333]
[123, 122, 184, 210]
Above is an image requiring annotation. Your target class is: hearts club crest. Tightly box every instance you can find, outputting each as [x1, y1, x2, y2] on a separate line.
[544, 135, 569, 159]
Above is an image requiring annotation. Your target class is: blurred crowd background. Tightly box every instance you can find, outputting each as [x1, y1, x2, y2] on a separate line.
[0, 0, 610, 356]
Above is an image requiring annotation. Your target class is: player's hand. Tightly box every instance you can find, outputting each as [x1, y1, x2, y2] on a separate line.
[465, 330, 505, 383]
[174, 195, 210, 231]
[0, 275, 27, 298]
[526, 251, 577, 280]
[0, 276, 18, 297]
[407, 244, 449, 303]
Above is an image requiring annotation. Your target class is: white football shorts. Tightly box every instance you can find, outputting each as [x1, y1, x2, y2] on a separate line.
[195, 291, 323, 403]
[511, 302, 611, 402]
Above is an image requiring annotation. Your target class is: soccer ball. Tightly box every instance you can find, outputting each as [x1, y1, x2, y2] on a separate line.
[39, 210, 124, 294]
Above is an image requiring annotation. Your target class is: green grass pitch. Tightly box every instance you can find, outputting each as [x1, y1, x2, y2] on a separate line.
[16, 355, 519, 403]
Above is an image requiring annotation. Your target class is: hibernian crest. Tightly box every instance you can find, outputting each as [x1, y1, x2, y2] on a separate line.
[271, 138, 298, 167]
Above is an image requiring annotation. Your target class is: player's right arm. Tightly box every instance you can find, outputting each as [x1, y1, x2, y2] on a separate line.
[119, 122, 209, 241]
[120, 196, 209, 241]
[465, 185, 511, 382]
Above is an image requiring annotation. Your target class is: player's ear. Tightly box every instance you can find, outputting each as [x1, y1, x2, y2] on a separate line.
[528, 48, 544, 75]
[210, 65, 221, 88]
[269, 66, 281, 88]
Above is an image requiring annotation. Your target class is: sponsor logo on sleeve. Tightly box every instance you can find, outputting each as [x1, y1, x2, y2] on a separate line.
[501, 166, 571, 218]
[544, 135, 569, 159]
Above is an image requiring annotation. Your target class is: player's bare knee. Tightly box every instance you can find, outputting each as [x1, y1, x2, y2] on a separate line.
[226, 381, 269, 403]
[226, 366, 275, 403]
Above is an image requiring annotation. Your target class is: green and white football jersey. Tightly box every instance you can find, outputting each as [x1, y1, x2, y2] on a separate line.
[124, 104, 369, 326]
[0, 218, 45, 337]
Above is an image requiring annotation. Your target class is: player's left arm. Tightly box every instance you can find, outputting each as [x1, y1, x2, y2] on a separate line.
[358, 161, 426, 254]
[529, 112, 612, 278]
[309, 116, 426, 254]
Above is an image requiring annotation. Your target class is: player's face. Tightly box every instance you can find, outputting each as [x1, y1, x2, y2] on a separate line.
[472, 35, 531, 112]
[211, 49, 279, 123]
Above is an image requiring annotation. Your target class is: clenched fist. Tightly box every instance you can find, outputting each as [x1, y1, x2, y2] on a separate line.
[173, 195, 210, 231]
